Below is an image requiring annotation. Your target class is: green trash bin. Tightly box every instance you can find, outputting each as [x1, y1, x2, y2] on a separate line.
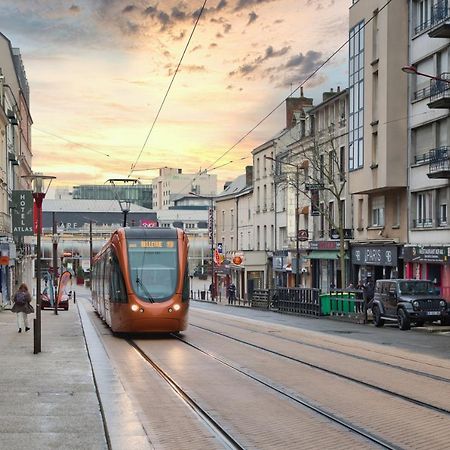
[320, 294, 331, 315]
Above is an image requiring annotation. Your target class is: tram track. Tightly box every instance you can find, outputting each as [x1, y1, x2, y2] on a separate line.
[189, 324, 450, 417]
[155, 334, 399, 450]
[192, 316, 450, 383]
[129, 336, 398, 449]
[126, 338, 245, 450]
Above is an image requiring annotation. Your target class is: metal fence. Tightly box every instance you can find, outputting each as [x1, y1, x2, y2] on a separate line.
[275, 287, 321, 316]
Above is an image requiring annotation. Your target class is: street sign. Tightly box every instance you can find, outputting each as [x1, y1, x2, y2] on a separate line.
[305, 183, 324, 190]
[329, 228, 354, 240]
[217, 242, 223, 253]
[298, 229, 308, 241]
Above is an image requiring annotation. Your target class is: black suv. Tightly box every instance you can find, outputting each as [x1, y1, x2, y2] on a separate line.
[372, 279, 450, 330]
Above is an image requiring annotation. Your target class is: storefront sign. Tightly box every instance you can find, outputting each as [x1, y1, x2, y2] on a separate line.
[298, 229, 308, 241]
[12, 190, 34, 236]
[403, 246, 449, 263]
[310, 241, 341, 250]
[329, 228, 354, 240]
[351, 245, 398, 266]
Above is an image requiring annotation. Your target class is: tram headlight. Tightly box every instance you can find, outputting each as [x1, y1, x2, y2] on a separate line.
[131, 304, 139, 312]
[173, 304, 181, 311]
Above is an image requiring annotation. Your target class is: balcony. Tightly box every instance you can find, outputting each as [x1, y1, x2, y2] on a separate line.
[427, 146, 450, 179]
[428, 0, 450, 37]
[428, 73, 450, 108]
[412, 218, 433, 228]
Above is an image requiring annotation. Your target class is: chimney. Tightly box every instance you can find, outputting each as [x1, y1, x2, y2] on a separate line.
[245, 166, 253, 186]
[322, 88, 338, 102]
[223, 181, 232, 190]
[285, 90, 313, 129]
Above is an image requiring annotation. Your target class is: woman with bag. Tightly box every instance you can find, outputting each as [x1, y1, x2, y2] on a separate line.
[11, 283, 34, 333]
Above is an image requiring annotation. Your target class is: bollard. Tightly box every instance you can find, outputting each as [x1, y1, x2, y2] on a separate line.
[73, 291, 76, 303]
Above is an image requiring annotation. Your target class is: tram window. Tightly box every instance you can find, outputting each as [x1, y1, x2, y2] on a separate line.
[110, 252, 126, 303]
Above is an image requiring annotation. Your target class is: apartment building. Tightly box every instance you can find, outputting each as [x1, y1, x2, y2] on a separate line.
[284, 88, 350, 291]
[214, 167, 254, 300]
[405, 0, 450, 300]
[348, 0, 409, 284]
[152, 167, 217, 210]
[0, 32, 33, 301]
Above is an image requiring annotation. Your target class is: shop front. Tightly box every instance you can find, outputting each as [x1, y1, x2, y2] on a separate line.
[404, 245, 450, 301]
[351, 244, 402, 284]
[273, 251, 289, 288]
[306, 241, 348, 291]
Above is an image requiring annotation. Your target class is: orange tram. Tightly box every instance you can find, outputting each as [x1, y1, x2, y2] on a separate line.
[91, 227, 190, 333]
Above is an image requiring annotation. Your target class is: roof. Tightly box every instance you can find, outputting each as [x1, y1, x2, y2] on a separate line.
[217, 174, 248, 199]
[43, 199, 154, 213]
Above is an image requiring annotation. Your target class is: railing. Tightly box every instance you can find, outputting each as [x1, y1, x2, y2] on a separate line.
[430, 73, 450, 101]
[275, 287, 321, 316]
[413, 218, 433, 228]
[432, 0, 450, 26]
[429, 146, 450, 174]
[413, 85, 431, 101]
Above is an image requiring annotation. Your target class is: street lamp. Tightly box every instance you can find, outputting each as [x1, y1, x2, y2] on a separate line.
[189, 191, 216, 301]
[22, 173, 56, 354]
[52, 211, 60, 316]
[265, 155, 302, 286]
[401, 65, 450, 83]
[106, 178, 139, 227]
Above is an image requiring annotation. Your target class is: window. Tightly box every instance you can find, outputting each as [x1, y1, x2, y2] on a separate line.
[339, 146, 345, 181]
[231, 209, 234, 230]
[349, 20, 364, 170]
[263, 184, 267, 210]
[393, 194, 400, 227]
[257, 226, 260, 250]
[328, 201, 334, 233]
[263, 225, 267, 250]
[371, 195, 385, 227]
[440, 203, 447, 225]
[416, 191, 432, 227]
[372, 132, 378, 166]
[340, 199, 345, 228]
[358, 198, 364, 230]
[222, 210, 225, 231]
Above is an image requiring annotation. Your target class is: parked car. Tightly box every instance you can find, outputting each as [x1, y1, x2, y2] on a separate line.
[371, 279, 449, 330]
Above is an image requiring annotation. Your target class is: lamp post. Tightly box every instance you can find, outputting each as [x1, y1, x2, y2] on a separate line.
[189, 191, 216, 301]
[22, 173, 56, 354]
[265, 155, 301, 286]
[106, 178, 139, 227]
[52, 212, 60, 315]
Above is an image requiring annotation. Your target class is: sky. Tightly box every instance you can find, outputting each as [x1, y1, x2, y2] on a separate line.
[0, 0, 350, 191]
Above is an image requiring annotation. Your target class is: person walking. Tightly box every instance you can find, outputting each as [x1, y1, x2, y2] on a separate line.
[11, 283, 34, 333]
[227, 283, 236, 305]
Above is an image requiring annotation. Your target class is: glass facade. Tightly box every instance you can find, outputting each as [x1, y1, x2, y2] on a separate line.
[72, 184, 153, 209]
[349, 20, 365, 171]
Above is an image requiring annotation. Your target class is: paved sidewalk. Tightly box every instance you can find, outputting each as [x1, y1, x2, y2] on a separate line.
[0, 293, 107, 450]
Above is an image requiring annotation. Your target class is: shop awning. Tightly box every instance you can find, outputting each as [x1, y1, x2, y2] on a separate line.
[306, 251, 349, 260]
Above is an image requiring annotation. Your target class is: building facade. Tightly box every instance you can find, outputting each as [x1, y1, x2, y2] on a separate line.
[405, 0, 450, 300]
[152, 167, 217, 210]
[348, 0, 409, 284]
[0, 33, 33, 303]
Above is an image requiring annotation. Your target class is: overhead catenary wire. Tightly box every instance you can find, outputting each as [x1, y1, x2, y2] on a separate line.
[174, 0, 394, 196]
[128, 0, 209, 178]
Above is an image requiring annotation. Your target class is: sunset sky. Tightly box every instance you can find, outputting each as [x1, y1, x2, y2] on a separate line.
[1, 0, 349, 190]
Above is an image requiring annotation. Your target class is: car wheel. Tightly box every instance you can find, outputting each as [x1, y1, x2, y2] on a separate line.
[397, 308, 411, 330]
[372, 305, 384, 327]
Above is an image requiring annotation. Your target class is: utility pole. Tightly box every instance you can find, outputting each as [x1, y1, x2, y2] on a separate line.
[295, 165, 300, 286]
[89, 220, 93, 273]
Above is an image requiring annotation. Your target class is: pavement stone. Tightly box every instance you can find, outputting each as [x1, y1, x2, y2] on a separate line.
[0, 292, 107, 450]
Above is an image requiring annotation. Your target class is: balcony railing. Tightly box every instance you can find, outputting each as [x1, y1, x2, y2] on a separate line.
[429, 0, 450, 37]
[428, 146, 450, 178]
[429, 73, 450, 108]
[413, 218, 433, 228]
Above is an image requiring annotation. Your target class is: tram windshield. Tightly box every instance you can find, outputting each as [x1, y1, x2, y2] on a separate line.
[127, 239, 178, 302]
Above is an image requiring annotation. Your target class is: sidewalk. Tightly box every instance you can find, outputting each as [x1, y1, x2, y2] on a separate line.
[0, 292, 107, 450]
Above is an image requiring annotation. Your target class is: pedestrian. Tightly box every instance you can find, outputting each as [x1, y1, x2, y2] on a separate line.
[11, 283, 34, 333]
[363, 278, 375, 307]
[227, 283, 236, 305]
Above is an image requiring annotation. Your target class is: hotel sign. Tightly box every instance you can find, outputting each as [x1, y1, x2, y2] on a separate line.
[12, 190, 34, 236]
